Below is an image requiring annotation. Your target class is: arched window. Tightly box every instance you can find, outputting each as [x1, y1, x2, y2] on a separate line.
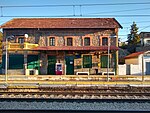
[49, 37, 55, 46]
[102, 37, 108, 46]
[18, 37, 25, 44]
[67, 37, 73, 46]
[84, 37, 90, 46]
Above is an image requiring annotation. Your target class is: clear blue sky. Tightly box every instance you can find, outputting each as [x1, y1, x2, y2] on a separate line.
[1, 0, 150, 41]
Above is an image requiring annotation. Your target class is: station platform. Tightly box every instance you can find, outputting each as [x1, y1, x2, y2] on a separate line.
[0, 75, 149, 88]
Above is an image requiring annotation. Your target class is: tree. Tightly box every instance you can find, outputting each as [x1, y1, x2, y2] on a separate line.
[127, 22, 140, 45]
[127, 22, 140, 53]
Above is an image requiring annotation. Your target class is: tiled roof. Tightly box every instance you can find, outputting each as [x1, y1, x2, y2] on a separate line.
[0, 18, 122, 29]
[32, 46, 118, 51]
[124, 51, 144, 59]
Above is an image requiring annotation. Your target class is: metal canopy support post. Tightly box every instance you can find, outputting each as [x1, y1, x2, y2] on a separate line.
[107, 42, 110, 82]
[5, 38, 8, 83]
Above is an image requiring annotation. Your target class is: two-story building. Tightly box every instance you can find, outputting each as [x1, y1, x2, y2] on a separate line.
[0, 18, 122, 75]
[136, 32, 150, 52]
[140, 32, 150, 46]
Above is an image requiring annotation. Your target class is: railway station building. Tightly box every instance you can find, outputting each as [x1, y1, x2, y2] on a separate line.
[0, 18, 122, 75]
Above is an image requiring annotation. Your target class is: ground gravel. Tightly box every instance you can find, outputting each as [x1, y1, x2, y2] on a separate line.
[0, 99, 149, 111]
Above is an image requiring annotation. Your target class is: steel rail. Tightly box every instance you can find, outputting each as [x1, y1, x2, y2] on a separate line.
[0, 91, 149, 96]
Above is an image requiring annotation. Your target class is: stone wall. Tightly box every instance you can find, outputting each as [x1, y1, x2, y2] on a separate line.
[92, 36, 100, 46]
[75, 36, 82, 46]
[7, 69, 24, 75]
[3, 28, 118, 75]
[57, 36, 65, 46]
[40, 52, 47, 75]
[4, 28, 117, 46]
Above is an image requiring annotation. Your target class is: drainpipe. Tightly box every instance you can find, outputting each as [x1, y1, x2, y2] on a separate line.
[142, 54, 144, 81]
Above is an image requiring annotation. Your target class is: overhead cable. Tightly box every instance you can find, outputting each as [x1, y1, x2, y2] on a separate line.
[1, 2, 150, 8]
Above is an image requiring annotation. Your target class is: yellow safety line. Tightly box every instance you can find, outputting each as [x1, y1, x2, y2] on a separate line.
[0, 75, 150, 87]
[2, 80, 150, 85]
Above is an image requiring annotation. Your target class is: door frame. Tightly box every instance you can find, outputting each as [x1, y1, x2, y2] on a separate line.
[47, 56, 56, 75]
[65, 56, 74, 75]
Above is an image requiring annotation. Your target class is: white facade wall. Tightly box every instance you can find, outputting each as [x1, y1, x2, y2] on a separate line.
[129, 54, 150, 75]
[138, 54, 150, 75]
[118, 64, 126, 75]
[118, 64, 141, 75]
[143, 56, 150, 75]
[130, 64, 141, 75]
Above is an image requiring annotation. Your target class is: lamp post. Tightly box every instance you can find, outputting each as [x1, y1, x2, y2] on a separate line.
[24, 34, 28, 41]
[5, 35, 14, 83]
[24, 34, 28, 74]
[107, 35, 117, 82]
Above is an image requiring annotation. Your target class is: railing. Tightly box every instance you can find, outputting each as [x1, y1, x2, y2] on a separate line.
[23, 43, 38, 50]
[5, 42, 38, 50]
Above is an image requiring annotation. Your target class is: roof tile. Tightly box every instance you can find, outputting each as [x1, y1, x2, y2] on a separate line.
[1, 18, 122, 29]
[125, 51, 144, 59]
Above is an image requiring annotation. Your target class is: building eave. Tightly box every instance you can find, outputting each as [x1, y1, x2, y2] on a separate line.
[32, 46, 119, 51]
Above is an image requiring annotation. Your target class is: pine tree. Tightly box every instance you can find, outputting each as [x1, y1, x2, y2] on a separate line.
[127, 22, 140, 45]
[127, 22, 140, 53]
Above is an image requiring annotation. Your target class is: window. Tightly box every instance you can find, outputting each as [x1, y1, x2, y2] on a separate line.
[147, 40, 150, 43]
[101, 55, 110, 68]
[49, 37, 55, 46]
[147, 34, 150, 37]
[83, 55, 92, 68]
[84, 37, 90, 46]
[67, 38, 73, 46]
[102, 37, 108, 46]
[18, 37, 25, 44]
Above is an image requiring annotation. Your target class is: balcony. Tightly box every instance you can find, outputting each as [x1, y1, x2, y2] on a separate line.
[4, 42, 39, 51]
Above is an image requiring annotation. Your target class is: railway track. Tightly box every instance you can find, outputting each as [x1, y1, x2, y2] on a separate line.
[0, 91, 149, 99]
[0, 85, 149, 99]
[0, 91, 150, 96]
